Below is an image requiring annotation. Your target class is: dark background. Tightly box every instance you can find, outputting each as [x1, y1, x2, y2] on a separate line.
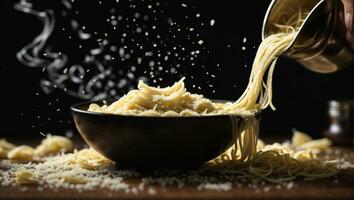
[1, 0, 354, 141]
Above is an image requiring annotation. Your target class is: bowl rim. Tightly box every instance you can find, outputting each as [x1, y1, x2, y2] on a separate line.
[71, 100, 261, 119]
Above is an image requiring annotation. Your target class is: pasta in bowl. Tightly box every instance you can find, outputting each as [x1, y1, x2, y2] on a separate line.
[71, 79, 260, 169]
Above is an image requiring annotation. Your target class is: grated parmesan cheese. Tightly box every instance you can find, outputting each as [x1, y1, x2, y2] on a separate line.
[197, 182, 232, 192]
[0, 148, 7, 159]
[292, 149, 316, 161]
[297, 138, 331, 151]
[15, 168, 37, 185]
[69, 148, 114, 170]
[61, 175, 88, 184]
[292, 130, 312, 147]
[0, 132, 352, 195]
[0, 138, 15, 159]
[147, 187, 157, 195]
[35, 134, 74, 156]
[7, 145, 35, 161]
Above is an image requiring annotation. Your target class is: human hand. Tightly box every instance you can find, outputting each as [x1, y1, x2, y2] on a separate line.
[341, 0, 354, 48]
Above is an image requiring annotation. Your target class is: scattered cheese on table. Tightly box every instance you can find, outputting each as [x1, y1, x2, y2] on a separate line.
[0, 138, 15, 159]
[69, 148, 114, 170]
[7, 145, 35, 161]
[15, 168, 37, 185]
[35, 134, 74, 156]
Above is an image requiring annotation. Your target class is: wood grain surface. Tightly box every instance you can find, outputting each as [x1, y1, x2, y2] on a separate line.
[1, 169, 353, 200]
[1, 137, 353, 200]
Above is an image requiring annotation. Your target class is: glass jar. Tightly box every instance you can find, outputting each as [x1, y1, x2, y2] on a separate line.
[323, 100, 354, 147]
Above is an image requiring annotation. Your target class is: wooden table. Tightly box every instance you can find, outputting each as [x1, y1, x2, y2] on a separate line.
[1, 169, 353, 200]
[1, 137, 353, 200]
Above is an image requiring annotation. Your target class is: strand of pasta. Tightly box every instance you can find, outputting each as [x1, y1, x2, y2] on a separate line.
[86, 7, 341, 183]
[233, 32, 295, 111]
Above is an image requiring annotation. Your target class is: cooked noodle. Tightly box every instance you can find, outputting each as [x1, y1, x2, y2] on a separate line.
[87, 9, 341, 182]
[88, 77, 255, 117]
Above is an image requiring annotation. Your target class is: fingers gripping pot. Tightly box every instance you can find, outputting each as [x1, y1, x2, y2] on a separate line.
[263, 0, 354, 73]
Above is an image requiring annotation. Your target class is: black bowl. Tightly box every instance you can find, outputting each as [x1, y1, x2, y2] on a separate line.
[71, 101, 259, 169]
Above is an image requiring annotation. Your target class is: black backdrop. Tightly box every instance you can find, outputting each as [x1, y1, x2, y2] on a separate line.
[1, 0, 354, 140]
